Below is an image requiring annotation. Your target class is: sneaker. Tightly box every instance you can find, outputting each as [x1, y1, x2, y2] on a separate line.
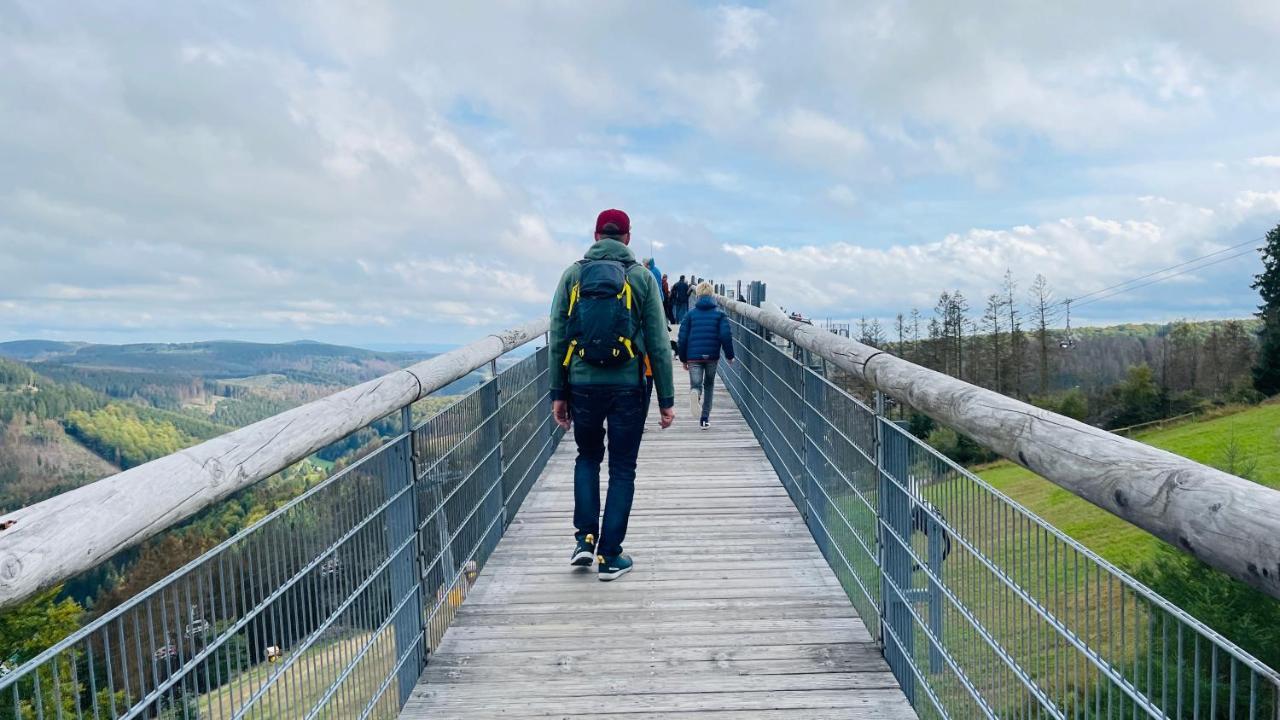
[597, 553, 633, 581]
[700, 418, 709, 429]
[570, 534, 595, 566]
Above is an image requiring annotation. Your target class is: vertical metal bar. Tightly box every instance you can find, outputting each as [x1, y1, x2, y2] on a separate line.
[33, 671, 44, 719]
[51, 650, 64, 720]
[801, 369, 815, 527]
[489, 358, 507, 529]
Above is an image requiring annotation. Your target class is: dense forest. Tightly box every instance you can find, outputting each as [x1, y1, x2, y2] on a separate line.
[64, 405, 204, 469]
[827, 270, 1261, 465]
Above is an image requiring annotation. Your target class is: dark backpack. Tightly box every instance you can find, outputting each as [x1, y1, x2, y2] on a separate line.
[563, 259, 640, 368]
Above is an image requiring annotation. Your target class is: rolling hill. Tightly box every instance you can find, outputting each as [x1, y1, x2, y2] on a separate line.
[0, 339, 438, 385]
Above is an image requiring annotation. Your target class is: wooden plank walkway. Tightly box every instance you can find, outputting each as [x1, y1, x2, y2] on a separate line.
[400, 375, 915, 719]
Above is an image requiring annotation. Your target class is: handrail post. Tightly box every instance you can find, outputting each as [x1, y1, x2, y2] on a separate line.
[478, 361, 504, 561]
[490, 358, 508, 529]
[387, 432, 422, 705]
[800, 368, 815, 527]
[874, 389, 886, 655]
[876, 390, 917, 703]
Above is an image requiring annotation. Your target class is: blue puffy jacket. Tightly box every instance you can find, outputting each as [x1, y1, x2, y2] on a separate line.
[677, 296, 736, 363]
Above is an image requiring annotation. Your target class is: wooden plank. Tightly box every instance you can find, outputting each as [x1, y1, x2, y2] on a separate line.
[0, 319, 550, 608]
[450, 597, 858, 617]
[417, 673, 901, 699]
[448, 603, 859, 625]
[435, 630, 874, 655]
[400, 377, 913, 718]
[405, 688, 915, 718]
[460, 585, 859, 606]
[422, 641, 879, 669]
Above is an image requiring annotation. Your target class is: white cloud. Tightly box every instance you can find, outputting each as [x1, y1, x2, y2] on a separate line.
[619, 154, 680, 181]
[1, 2, 1279, 343]
[778, 109, 868, 168]
[826, 184, 858, 209]
[716, 6, 772, 58]
[723, 191, 1272, 320]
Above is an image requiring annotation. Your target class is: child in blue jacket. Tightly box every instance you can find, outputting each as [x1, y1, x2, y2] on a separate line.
[676, 282, 736, 428]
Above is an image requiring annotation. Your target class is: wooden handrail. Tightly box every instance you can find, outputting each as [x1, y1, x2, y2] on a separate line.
[0, 319, 549, 609]
[722, 297, 1280, 600]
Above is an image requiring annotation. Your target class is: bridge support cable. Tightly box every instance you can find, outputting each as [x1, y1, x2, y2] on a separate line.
[717, 301, 1280, 720]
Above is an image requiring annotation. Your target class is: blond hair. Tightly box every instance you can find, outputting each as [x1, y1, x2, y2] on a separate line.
[696, 281, 714, 297]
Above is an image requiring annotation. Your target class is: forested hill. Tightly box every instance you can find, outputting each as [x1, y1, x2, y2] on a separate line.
[0, 339, 472, 634]
[0, 335, 469, 514]
[1052, 319, 1260, 392]
[0, 338, 437, 385]
[0, 340, 88, 361]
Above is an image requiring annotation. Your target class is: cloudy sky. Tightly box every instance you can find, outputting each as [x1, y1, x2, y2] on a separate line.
[2, 1, 1279, 346]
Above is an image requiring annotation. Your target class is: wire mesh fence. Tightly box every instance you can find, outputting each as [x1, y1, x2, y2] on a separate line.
[719, 312, 1280, 720]
[0, 346, 561, 720]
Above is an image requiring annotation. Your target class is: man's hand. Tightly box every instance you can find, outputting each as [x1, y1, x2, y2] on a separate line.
[660, 407, 675, 429]
[552, 400, 571, 430]
[682, 362, 689, 371]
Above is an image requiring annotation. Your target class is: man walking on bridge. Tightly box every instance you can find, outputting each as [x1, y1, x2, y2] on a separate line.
[670, 275, 691, 323]
[550, 209, 676, 581]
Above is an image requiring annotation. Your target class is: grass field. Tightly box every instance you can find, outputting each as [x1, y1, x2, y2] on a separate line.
[979, 401, 1280, 573]
[189, 628, 401, 720]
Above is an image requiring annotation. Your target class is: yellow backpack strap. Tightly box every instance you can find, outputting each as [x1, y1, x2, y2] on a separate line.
[562, 339, 578, 367]
[622, 281, 633, 310]
[567, 283, 580, 317]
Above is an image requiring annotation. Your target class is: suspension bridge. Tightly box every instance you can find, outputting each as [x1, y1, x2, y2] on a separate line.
[2, 296, 1280, 719]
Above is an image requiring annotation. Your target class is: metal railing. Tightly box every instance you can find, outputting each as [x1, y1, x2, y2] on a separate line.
[0, 346, 562, 719]
[719, 311, 1280, 719]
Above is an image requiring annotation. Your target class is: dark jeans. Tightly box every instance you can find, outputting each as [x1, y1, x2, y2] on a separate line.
[571, 384, 646, 557]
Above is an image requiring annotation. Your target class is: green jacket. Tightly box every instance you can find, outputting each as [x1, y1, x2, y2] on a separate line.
[549, 239, 675, 409]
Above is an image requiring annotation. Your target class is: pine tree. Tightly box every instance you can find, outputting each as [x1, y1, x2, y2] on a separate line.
[867, 318, 885, 347]
[1165, 321, 1200, 393]
[1002, 270, 1026, 397]
[1222, 320, 1255, 388]
[1028, 274, 1059, 394]
[1204, 325, 1225, 395]
[926, 317, 943, 371]
[982, 294, 1003, 390]
[933, 292, 952, 375]
[950, 290, 969, 380]
[1253, 223, 1280, 396]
